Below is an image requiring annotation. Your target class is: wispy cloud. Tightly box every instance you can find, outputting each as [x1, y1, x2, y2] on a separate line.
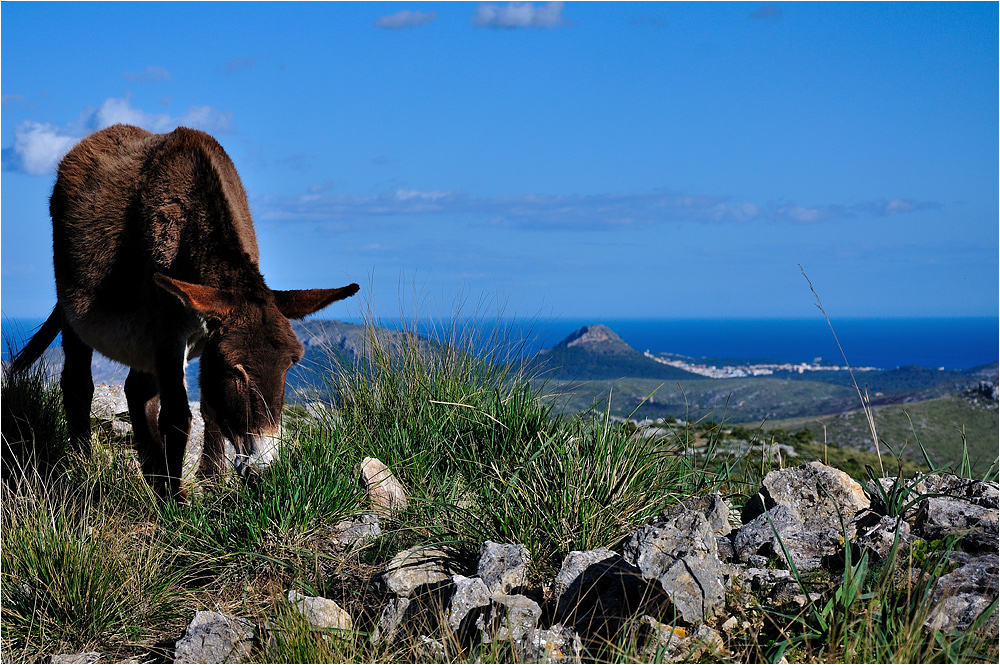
[749, 3, 782, 21]
[124, 65, 171, 82]
[375, 10, 437, 29]
[5, 96, 234, 176]
[473, 1, 567, 28]
[855, 199, 940, 216]
[258, 187, 936, 230]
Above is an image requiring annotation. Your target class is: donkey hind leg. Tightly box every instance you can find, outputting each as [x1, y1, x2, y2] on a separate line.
[155, 352, 192, 501]
[60, 325, 94, 456]
[124, 369, 167, 490]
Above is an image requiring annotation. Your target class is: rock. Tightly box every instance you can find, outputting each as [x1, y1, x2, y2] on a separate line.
[328, 514, 381, 551]
[415, 635, 447, 662]
[661, 493, 733, 536]
[446, 575, 492, 639]
[924, 554, 999, 638]
[286, 590, 352, 630]
[525, 623, 583, 664]
[90, 384, 128, 419]
[355, 457, 409, 515]
[622, 511, 728, 623]
[915, 496, 999, 553]
[553, 548, 658, 638]
[853, 513, 911, 562]
[174, 610, 255, 664]
[734, 504, 840, 571]
[632, 616, 724, 663]
[740, 567, 793, 591]
[716, 534, 735, 562]
[908, 474, 999, 509]
[378, 545, 463, 597]
[733, 504, 800, 563]
[50, 653, 101, 664]
[91, 384, 132, 435]
[477, 541, 531, 595]
[482, 594, 542, 646]
[743, 461, 870, 536]
[371, 597, 415, 645]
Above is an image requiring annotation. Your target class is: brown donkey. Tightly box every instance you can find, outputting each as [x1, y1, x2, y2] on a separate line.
[11, 124, 359, 499]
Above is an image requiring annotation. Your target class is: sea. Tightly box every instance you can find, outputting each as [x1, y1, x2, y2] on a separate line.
[3, 316, 997, 371]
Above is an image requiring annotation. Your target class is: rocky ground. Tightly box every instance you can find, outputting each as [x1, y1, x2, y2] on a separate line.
[47, 445, 998, 664]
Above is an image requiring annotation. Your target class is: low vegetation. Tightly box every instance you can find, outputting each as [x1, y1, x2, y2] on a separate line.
[1, 313, 997, 663]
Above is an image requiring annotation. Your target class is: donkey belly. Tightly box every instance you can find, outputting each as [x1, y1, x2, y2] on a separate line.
[64, 305, 205, 375]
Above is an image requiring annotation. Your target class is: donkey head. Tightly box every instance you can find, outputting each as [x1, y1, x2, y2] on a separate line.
[154, 274, 359, 473]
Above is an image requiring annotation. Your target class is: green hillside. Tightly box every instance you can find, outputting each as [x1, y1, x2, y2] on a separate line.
[538, 376, 861, 423]
[765, 393, 998, 477]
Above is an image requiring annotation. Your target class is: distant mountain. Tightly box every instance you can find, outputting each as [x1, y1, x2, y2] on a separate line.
[534, 324, 698, 381]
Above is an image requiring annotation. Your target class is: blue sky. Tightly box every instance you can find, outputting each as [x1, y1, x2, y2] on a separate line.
[2, 2, 997, 322]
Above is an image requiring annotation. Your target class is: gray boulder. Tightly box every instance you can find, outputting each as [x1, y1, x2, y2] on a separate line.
[622, 511, 728, 623]
[915, 496, 999, 553]
[482, 594, 542, 647]
[355, 457, 409, 516]
[743, 461, 870, 536]
[174, 610, 255, 664]
[924, 554, 999, 638]
[552, 548, 660, 637]
[734, 502, 842, 571]
[371, 597, 415, 645]
[286, 590, 352, 631]
[91, 384, 131, 435]
[378, 546, 463, 597]
[853, 513, 911, 562]
[446, 574, 492, 639]
[478, 541, 531, 595]
[660, 493, 733, 536]
[328, 514, 382, 551]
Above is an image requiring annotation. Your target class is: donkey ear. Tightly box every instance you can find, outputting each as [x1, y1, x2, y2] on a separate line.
[153, 273, 236, 317]
[273, 283, 360, 319]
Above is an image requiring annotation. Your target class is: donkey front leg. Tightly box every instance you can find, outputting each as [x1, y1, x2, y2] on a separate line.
[60, 325, 94, 456]
[198, 404, 228, 478]
[155, 352, 192, 501]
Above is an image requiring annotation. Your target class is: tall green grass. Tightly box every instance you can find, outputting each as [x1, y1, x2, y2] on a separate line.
[1, 478, 184, 659]
[300, 306, 704, 577]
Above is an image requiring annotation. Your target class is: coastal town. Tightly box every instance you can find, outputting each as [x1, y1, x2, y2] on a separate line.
[644, 351, 881, 379]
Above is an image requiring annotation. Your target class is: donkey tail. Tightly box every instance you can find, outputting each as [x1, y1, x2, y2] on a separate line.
[9, 307, 62, 375]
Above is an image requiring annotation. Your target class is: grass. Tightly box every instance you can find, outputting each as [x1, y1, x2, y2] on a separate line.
[1, 303, 996, 663]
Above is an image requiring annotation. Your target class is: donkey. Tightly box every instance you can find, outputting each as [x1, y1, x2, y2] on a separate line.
[10, 124, 359, 499]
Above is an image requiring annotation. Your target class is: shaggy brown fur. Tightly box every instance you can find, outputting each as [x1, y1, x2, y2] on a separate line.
[11, 124, 358, 499]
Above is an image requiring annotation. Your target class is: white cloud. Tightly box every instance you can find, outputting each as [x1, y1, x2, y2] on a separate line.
[11, 122, 78, 176]
[375, 10, 436, 29]
[473, 1, 566, 28]
[8, 96, 234, 176]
